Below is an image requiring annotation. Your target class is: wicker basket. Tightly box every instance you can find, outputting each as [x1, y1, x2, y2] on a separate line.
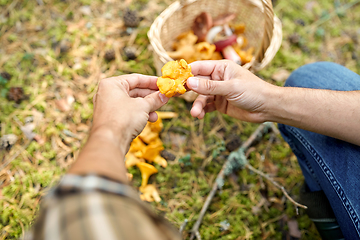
[148, 0, 282, 75]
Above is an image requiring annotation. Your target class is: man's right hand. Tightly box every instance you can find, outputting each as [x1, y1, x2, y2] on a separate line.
[187, 60, 278, 123]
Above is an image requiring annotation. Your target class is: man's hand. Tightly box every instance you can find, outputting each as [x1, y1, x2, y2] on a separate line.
[92, 74, 169, 147]
[187, 60, 278, 123]
[69, 74, 169, 182]
[187, 60, 360, 146]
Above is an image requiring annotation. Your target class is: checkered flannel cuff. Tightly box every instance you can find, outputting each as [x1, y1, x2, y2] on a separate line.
[52, 174, 140, 201]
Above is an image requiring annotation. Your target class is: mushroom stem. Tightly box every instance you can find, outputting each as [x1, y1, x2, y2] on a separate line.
[136, 162, 158, 187]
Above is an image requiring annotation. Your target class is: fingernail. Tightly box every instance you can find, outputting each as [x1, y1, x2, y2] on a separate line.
[188, 77, 199, 89]
[159, 93, 169, 103]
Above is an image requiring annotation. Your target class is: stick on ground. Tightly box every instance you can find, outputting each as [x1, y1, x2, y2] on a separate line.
[190, 123, 271, 240]
[190, 123, 306, 239]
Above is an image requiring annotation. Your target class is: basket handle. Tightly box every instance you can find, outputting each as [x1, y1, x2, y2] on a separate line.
[256, 0, 274, 63]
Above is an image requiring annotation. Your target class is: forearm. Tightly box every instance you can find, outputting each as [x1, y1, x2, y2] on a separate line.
[68, 127, 130, 183]
[267, 87, 360, 146]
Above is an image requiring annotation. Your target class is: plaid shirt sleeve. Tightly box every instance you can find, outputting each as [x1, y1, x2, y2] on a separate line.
[26, 174, 181, 240]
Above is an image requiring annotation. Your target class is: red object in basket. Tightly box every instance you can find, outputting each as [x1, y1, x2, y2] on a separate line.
[214, 34, 237, 51]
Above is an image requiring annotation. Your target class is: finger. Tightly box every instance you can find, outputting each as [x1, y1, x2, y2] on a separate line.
[196, 102, 216, 119]
[190, 95, 210, 118]
[197, 110, 206, 119]
[185, 76, 210, 91]
[187, 76, 232, 96]
[190, 60, 235, 78]
[204, 102, 216, 113]
[129, 88, 157, 98]
[144, 92, 169, 113]
[107, 74, 159, 91]
[148, 112, 158, 122]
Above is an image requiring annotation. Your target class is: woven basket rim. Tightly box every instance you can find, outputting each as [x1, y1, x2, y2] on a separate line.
[148, 0, 282, 72]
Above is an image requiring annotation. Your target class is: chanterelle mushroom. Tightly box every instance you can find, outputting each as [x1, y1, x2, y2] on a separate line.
[139, 184, 161, 202]
[125, 152, 145, 169]
[136, 162, 158, 187]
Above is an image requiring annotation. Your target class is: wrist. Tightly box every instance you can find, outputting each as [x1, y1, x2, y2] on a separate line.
[90, 124, 131, 150]
[261, 84, 285, 122]
[69, 125, 130, 183]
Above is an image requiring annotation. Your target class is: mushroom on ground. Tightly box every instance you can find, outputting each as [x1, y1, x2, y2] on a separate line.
[139, 124, 159, 144]
[139, 184, 161, 202]
[148, 117, 163, 133]
[129, 136, 146, 153]
[136, 162, 158, 187]
[153, 155, 168, 168]
[141, 143, 167, 168]
[125, 152, 145, 169]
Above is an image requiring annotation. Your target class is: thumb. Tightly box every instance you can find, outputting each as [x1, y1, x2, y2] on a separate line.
[187, 77, 229, 96]
[144, 91, 169, 112]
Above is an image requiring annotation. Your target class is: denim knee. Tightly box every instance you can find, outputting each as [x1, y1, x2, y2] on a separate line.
[284, 62, 360, 91]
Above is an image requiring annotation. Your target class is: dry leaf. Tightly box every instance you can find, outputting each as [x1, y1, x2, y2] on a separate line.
[0, 134, 18, 150]
[20, 123, 36, 140]
[287, 220, 301, 238]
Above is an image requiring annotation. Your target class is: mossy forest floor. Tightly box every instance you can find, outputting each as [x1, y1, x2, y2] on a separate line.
[1, 0, 360, 239]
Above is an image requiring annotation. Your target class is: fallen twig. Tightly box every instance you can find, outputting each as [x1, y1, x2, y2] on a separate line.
[190, 122, 306, 239]
[179, 219, 188, 234]
[190, 123, 272, 240]
[0, 142, 30, 172]
[245, 164, 307, 210]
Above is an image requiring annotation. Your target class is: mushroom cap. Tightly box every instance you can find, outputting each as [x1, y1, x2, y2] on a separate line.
[125, 152, 144, 169]
[139, 184, 161, 202]
[192, 12, 213, 42]
[154, 155, 167, 168]
[148, 117, 163, 133]
[194, 42, 216, 60]
[129, 136, 146, 153]
[214, 34, 237, 52]
[136, 162, 158, 175]
[142, 143, 164, 162]
[139, 124, 159, 144]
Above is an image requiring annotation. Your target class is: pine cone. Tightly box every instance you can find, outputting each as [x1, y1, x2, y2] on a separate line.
[7, 87, 28, 104]
[123, 9, 140, 28]
[0, 72, 12, 81]
[59, 39, 71, 53]
[226, 134, 242, 152]
[123, 46, 137, 60]
[104, 49, 115, 61]
[160, 150, 176, 161]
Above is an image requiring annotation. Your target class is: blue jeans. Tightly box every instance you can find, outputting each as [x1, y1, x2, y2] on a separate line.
[278, 62, 360, 239]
